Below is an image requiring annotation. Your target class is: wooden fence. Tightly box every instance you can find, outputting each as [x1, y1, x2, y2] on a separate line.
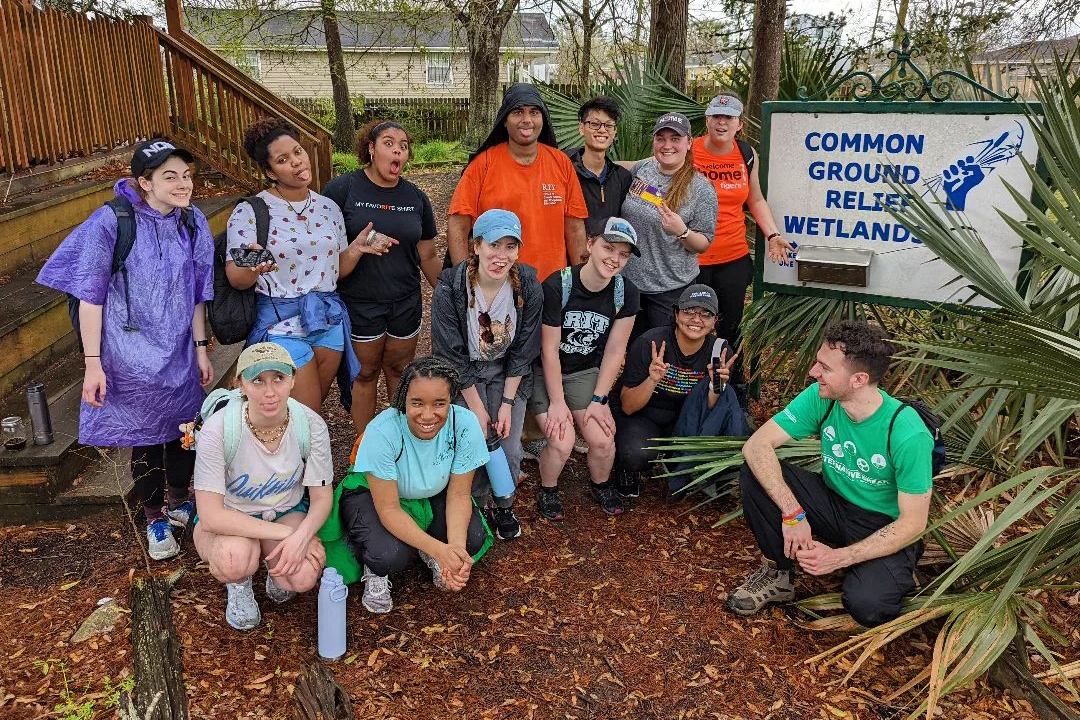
[0, 2, 168, 174]
[0, 1, 333, 190]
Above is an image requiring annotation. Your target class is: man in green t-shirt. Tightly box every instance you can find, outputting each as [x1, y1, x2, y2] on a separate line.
[728, 320, 933, 627]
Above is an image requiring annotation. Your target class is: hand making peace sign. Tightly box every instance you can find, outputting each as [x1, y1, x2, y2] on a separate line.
[648, 340, 670, 383]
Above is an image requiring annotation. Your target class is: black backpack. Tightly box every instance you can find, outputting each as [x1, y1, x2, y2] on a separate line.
[67, 196, 198, 348]
[821, 398, 947, 476]
[207, 195, 270, 345]
[735, 139, 755, 173]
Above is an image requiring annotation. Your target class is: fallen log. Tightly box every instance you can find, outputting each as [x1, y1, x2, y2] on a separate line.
[122, 570, 188, 720]
[292, 659, 356, 720]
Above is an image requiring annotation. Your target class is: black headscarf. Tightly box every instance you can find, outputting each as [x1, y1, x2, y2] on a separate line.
[466, 83, 558, 167]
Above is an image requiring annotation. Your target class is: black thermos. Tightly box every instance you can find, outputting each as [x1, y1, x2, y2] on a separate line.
[26, 383, 53, 446]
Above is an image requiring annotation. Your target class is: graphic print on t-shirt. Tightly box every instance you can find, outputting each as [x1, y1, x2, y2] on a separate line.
[628, 178, 664, 207]
[479, 311, 514, 360]
[561, 310, 610, 355]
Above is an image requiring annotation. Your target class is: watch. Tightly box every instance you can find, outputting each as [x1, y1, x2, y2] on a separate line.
[591, 394, 609, 405]
[501, 396, 515, 406]
[194, 339, 210, 347]
[676, 227, 690, 241]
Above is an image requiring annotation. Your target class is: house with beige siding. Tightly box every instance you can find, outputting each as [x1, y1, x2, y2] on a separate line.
[185, 7, 559, 99]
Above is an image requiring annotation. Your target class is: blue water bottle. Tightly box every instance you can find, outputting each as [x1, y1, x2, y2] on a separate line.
[485, 436, 516, 499]
[318, 567, 348, 660]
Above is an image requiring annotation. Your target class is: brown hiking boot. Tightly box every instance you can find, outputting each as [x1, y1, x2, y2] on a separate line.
[726, 559, 795, 616]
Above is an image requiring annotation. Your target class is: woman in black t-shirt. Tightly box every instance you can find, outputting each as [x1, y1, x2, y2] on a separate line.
[612, 284, 737, 497]
[323, 120, 441, 435]
[528, 217, 641, 521]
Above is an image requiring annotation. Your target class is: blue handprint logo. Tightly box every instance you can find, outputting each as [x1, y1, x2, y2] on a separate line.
[922, 121, 1025, 212]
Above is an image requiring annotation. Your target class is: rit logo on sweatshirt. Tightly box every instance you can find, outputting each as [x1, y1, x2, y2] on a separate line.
[541, 183, 564, 206]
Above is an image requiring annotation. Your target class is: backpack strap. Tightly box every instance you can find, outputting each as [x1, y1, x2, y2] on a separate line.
[242, 195, 271, 248]
[886, 402, 908, 458]
[560, 267, 572, 309]
[736, 139, 755, 173]
[614, 274, 625, 315]
[287, 398, 311, 462]
[223, 397, 245, 468]
[819, 399, 836, 432]
[105, 196, 137, 274]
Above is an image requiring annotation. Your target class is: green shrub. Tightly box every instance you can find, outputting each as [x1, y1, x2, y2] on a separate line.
[332, 152, 359, 173]
[411, 140, 467, 165]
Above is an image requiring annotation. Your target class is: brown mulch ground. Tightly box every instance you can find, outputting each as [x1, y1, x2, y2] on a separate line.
[0, 170, 1074, 720]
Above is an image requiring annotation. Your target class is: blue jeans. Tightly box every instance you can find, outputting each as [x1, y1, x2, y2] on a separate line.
[268, 322, 345, 369]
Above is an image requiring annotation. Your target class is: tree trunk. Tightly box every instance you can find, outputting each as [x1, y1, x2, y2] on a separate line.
[320, 0, 355, 152]
[581, 4, 594, 94]
[894, 0, 909, 43]
[292, 660, 356, 720]
[647, 0, 688, 91]
[127, 572, 188, 720]
[465, 11, 512, 148]
[746, 0, 786, 128]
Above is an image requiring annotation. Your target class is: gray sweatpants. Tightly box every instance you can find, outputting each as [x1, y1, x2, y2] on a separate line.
[455, 362, 527, 509]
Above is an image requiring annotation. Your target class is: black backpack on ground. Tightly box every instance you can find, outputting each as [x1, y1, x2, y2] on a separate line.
[207, 195, 270, 345]
[821, 398, 947, 476]
[66, 196, 198, 348]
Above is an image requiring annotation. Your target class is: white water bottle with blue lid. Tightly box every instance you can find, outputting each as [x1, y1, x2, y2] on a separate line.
[485, 435, 516, 499]
[318, 567, 348, 660]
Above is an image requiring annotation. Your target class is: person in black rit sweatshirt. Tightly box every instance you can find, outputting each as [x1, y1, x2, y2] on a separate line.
[565, 96, 633, 252]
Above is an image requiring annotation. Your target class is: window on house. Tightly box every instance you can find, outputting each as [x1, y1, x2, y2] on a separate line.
[234, 51, 261, 82]
[426, 53, 453, 85]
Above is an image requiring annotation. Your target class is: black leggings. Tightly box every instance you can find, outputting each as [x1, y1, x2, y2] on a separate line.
[131, 439, 195, 522]
[696, 254, 754, 383]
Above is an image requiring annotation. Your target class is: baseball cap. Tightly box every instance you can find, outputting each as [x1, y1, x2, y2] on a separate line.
[600, 217, 641, 256]
[704, 94, 744, 118]
[236, 342, 296, 382]
[131, 139, 195, 177]
[652, 112, 692, 137]
[472, 209, 523, 244]
[677, 284, 719, 315]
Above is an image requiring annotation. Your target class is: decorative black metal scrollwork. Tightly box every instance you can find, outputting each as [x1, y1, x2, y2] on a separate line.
[796, 34, 1020, 102]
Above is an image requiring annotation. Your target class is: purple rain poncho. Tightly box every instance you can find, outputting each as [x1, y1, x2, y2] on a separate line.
[36, 179, 214, 446]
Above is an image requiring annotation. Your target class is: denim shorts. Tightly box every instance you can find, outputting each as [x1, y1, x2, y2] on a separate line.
[268, 322, 345, 368]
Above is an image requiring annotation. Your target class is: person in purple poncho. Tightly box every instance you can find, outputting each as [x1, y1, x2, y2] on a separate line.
[37, 140, 215, 561]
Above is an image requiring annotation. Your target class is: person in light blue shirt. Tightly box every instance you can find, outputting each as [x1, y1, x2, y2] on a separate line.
[337, 356, 492, 614]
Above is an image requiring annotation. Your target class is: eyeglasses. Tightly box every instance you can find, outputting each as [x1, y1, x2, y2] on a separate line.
[583, 120, 617, 131]
[679, 307, 716, 319]
[478, 311, 495, 344]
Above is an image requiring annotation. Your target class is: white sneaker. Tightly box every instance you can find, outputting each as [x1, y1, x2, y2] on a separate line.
[146, 519, 179, 561]
[264, 562, 297, 604]
[225, 577, 261, 630]
[418, 551, 449, 591]
[361, 566, 393, 614]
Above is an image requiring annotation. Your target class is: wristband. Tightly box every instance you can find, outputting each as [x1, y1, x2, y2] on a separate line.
[501, 396, 515, 406]
[781, 506, 804, 521]
[766, 232, 781, 241]
[591, 394, 608, 405]
[782, 512, 806, 526]
[84, 355, 100, 358]
[194, 339, 210, 347]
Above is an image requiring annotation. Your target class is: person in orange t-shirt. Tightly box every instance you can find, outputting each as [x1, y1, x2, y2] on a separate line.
[693, 92, 790, 398]
[448, 84, 588, 281]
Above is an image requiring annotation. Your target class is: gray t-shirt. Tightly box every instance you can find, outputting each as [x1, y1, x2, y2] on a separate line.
[619, 159, 718, 293]
[467, 280, 517, 361]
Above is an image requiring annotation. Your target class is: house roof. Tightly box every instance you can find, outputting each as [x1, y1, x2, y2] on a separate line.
[185, 7, 559, 51]
[971, 35, 1079, 63]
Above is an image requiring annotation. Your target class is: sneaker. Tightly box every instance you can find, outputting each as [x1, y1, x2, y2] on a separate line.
[726, 559, 795, 616]
[573, 436, 590, 455]
[418, 551, 449, 591]
[613, 470, 640, 499]
[146, 519, 179, 560]
[166, 500, 195, 527]
[361, 567, 393, 614]
[537, 486, 565, 521]
[521, 438, 547, 462]
[590, 481, 624, 516]
[225, 577, 261, 630]
[264, 563, 297, 604]
[491, 506, 522, 540]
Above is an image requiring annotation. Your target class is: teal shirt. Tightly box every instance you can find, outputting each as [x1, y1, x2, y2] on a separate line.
[772, 383, 933, 518]
[353, 405, 489, 500]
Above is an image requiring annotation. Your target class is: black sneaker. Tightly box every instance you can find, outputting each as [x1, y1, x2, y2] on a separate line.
[590, 481, 624, 516]
[491, 506, 522, 539]
[537, 486, 565, 521]
[613, 470, 640, 498]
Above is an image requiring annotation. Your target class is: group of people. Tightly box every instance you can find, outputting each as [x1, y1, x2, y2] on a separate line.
[36, 83, 935, 634]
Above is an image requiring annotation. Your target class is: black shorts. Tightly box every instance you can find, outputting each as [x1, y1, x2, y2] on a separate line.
[347, 295, 422, 342]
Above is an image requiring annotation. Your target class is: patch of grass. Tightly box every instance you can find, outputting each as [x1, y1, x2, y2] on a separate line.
[412, 140, 468, 165]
